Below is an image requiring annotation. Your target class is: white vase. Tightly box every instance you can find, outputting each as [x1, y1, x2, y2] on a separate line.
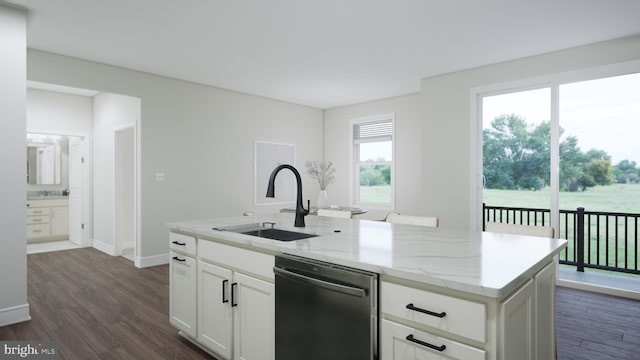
[317, 190, 329, 209]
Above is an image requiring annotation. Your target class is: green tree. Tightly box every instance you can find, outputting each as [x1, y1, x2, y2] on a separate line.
[483, 114, 549, 190]
[359, 166, 385, 186]
[585, 159, 614, 186]
[613, 160, 639, 184]
[559, 135, 586, 191]
[484, 113, 614, 192]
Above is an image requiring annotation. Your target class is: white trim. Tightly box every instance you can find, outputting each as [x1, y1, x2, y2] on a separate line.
[93, 238, 116, 255]
[0, 303, 31, 327]
[550, 85, 560, 236]
[113, 122, 137, 257]
[469, 59, 640, 231]
[135, 253, 170, 268]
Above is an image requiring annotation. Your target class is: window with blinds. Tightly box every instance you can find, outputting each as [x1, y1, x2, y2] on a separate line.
[351, 114, 395, 208]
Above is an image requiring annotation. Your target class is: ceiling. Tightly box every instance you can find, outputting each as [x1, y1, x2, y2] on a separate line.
[8, 0, 640, 109]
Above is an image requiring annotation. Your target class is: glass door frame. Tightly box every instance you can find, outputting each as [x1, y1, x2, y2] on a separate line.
[469, 59, 640, 232]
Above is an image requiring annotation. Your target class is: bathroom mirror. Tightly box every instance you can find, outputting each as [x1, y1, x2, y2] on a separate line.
[26, 134, 62, 185]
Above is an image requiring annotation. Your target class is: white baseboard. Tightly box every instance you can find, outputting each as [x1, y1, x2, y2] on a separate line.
[0, 303, 31, 327]
[92, 239, 116, 256]
[135, 253, 169, 268]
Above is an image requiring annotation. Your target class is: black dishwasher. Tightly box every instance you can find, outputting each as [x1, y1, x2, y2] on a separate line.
[274, 254, 378, 360]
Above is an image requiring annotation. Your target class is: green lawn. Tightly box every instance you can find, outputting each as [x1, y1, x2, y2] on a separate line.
[359, 185, 391, 203]
[484, 184, 640, 272]
[483, 184, 640, 213]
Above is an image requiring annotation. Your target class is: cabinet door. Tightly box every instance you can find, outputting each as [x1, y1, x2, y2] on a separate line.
[51, 206, 69, 237]
[233, 272, 274, 360]
[169, 252, 197, 338]
[535, 261, 557, 360]
[500, 279, 534, 360]
[198, 260, 233, 359]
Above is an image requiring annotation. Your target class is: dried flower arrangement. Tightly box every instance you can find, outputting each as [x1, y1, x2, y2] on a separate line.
[305, 161, 335, 190]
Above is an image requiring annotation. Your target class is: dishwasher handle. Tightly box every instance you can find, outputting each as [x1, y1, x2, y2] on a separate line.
[274, 266, 367, 298]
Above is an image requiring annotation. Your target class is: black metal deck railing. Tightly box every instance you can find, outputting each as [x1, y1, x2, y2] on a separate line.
[483, 203, 640, 275]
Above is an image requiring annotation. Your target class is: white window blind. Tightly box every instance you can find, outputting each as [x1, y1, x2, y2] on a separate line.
[354, 120, 392, 143]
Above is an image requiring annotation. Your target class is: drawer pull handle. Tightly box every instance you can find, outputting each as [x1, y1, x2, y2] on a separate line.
[222, 279, 229, 303]
[231, 282, 238, 307]
[406, 334, 446, 352]
[406, 303, 446, 318]
[172, 241, 186, 246]
[172, 256, 186, 262]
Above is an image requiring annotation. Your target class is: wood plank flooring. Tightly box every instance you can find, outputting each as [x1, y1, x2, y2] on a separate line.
[1, 248, 639, 359]
[556, 286, 640, 360]
[0, 248, 215, 360]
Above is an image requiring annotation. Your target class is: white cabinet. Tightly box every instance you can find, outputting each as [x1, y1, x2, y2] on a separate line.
[500, 279, 534, 360]
[51, 206, 69, 237]
[198, 240, 275, 360]
[535, 261, 557, 359]
[168, 231, 275, 360]
[169, 233, 197, 338]
[381, 319, 485, 360]
[197, 260, 233, 358]
[381, 260, 557, 360]
[380, 281, 486, 360]
[499, 261, 557, 360]
[232, 272, 274, 360]
[26, 207, 51, 239]
[26, 199, 69, 242]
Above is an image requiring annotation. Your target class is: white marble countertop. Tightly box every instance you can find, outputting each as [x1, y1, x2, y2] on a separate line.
[167, 213, 567, 299]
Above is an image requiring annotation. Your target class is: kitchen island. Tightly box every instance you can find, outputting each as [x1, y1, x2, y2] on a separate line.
[167, 213, 567, 360]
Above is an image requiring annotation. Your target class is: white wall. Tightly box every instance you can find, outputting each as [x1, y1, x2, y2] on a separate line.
[92, 92, 140, 255]
[421, 35, 640, 230]
[0, 3, 29, 326]
[27, 88, 93, 134]
[323, 36, 640, 229]
[27, 50, 324, 264]
[323, 93, 423, 220]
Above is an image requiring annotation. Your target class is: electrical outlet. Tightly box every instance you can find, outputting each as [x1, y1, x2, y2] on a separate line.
[156, 172, 165, 181]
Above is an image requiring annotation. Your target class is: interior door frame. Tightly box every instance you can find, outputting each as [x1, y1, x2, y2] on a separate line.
[27, 129, 92, 247]
[113, 122, 139, 261]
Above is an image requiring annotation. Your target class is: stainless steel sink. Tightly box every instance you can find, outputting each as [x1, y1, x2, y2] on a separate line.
[240, 228, 317, 241]
[214, 223, 318, 242]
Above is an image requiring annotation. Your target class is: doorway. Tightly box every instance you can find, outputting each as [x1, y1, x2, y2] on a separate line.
[26, 132, 90, 254]
[114, 124, 136, 261]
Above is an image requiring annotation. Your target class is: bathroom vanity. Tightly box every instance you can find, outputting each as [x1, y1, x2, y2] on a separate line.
[167, 213, 566, 360]
[26, 197, 69, 242]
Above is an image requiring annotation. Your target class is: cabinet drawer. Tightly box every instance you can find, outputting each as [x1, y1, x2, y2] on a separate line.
[26, 207, 50, 216]
[381, 319, 485, 360]
[170, 232, 196, 256]
[381, 281, 486, 342]
[27, 223, 51, 238]
[199, 240, 275, 280]
[27, 215, 50, 225]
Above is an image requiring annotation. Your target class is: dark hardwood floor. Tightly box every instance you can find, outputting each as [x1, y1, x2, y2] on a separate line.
[556, 286, 640, 360]
[1, 248, 639, 359]
[0, 248, 215, 360]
